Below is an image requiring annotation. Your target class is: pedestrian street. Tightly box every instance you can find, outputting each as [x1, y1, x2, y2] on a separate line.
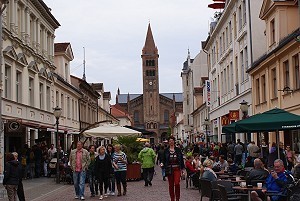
[1, 166, 203, 201]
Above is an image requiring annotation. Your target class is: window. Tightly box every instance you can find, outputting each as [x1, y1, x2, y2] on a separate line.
[262, 75, 266, 102]
[220, 36, 222, 54]
[272, 68, 277, 98]
[256, 78, 260, 104]
[222, 32, 225, 51]
[227, 66, 230, 92]
[221, 71, 224, 95]
[243, 0, 247, 25]
[186, 77, 189, 86]
[187, 94, 189, 105]
[229, 21, 232, 43]
[240, 50, 244, 81]
[75, 101, 78, 120]
[233, 13, 237, 38]
[225, 27, 228, 47]
[56, 91, 59, 107]
[164, 110, 169, 123]
[29, 77, 34, 106]
[72, 99, 75, 119]
[293, 54, 300, 89]
[46, 86, 51, 111]
[67, 97, 70, 118]
[230, 62, 233, 90]
[270, 19, 275, 44]
[39, 83, 44, 109]
[244, 46, 248, 78]
[4, 65, 11, 99]
[224, 69, 227, 94]
[16, 71, 22, 103]
[284, 60, 290, 88]
[61, 94, 64, 115]
[134, 111, 139, 123]
[65, 63, 68, 79]
[238, 6, 242, 30]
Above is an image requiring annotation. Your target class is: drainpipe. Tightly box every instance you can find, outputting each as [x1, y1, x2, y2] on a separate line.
[248, 0, 253, 67]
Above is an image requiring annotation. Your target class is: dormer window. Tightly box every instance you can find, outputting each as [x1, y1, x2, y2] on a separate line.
[270, 19, 275, 45]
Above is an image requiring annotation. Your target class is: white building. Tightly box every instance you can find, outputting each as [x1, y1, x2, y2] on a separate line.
[2, 0, 60, 151]
[203, 0, 266, 143]
[181, 50, 208, 143]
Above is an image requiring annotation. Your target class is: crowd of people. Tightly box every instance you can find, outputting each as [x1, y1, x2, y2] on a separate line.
[3, 137, 300, 201]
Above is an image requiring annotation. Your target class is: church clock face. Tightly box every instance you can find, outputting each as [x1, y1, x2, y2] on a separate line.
[149, 81, 153, 86]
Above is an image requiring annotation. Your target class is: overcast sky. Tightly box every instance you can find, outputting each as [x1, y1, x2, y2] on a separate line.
[43, 0, 215, 103]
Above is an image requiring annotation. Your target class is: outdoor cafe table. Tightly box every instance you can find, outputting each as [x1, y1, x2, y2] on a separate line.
[233, 186, 264, 201]
[224, 179, 246, 186]
[218, 174, 243, 179]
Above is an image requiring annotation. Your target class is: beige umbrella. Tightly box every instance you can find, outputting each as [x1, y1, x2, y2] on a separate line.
[83, 124, 141, 138]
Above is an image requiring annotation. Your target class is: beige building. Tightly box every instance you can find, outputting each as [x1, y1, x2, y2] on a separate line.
[203, 0, 266, 143]
[247, 0, 300, 149]
[181, 50, 209, 143]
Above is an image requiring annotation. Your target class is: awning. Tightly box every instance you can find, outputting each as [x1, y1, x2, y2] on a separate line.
[208, 3, 225, 9]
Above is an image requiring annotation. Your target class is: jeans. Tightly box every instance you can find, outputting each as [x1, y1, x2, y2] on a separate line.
[108, 173, 115, 193]
[43, 161, 48, 176]
[114, 171, 127, 185]
[73, 171, 86, 197]
[142, 167, 154, 184]
[88, 170, 98, 195]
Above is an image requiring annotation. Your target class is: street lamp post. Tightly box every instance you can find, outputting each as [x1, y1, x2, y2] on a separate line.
[53, 106, 62, 184]
[240, 100, 249, 142]
[203, 118, 210, 149]
[0, 0, 9, 183]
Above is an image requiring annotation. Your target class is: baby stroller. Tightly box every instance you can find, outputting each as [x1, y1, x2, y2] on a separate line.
[61, 164, 73, 184]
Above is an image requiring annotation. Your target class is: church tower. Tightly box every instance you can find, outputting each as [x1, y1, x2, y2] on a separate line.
[141, 23, 160, 133]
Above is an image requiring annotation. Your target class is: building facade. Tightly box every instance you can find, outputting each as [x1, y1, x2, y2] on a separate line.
[181, 50, 209, 143]
[2, 0, 60, 153]
[203, 0, 266, 143]
[116, 24, 183, 144]
[248, 0, 300, 149]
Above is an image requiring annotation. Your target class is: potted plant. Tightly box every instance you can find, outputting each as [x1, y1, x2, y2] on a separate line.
[114, 135, 143, 180]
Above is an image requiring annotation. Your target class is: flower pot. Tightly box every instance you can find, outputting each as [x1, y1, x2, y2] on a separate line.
[126, 163, 141, 181]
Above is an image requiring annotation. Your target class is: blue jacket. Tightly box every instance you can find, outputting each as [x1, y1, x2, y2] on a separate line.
[266, 171, 291, 201]
[163, 147, 184, 169]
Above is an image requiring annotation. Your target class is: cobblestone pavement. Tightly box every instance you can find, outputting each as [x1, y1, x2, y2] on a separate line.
[1, 166, 207, 201]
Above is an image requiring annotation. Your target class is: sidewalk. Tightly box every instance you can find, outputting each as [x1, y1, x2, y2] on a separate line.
[1, 166, 204, 201]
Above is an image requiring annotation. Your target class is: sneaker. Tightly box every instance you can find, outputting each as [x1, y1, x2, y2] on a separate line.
[80, 196, 85, 200]
[75, 196, 79, 199]
[110, 192, 115, 196]
[104, 193, 108, 198]
[90, 194, 95, 197]
[99, 195, 103, 200]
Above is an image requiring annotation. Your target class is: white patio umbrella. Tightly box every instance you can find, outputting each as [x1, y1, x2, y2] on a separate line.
[82, 124, 141, 138]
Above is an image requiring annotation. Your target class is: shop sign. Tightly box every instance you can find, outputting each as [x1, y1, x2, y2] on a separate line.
[221, 115, 230, 126]
[229, 110, 239, 120]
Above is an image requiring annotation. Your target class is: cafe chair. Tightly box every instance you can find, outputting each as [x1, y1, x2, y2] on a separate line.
[199, 179, 220, 201]
[217, 184, 247, 201]
[212, 180, 234, 195]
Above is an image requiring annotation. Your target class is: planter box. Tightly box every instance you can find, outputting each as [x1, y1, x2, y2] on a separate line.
[126, 163, 142, 181]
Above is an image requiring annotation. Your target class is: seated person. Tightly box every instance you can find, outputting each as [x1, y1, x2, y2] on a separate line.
[192, 153, 201, 170]
[217, 155, 228, 171]
[201, 159, 217, 182]
[246, 158, 269, 186]
[185, 156, 200, 187]
[226, 158, 238, 174]
[209, 156, 221, 172]
[251, 159, 292, 201]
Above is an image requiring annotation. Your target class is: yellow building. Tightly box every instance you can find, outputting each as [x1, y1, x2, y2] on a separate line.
[247, 0, 300, 150]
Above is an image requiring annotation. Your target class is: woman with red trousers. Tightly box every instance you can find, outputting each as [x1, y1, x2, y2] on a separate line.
[162, 136, 184, 201]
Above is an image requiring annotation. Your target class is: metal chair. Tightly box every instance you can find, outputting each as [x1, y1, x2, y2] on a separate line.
[217, 184, 246, 201]
[199, 178, 220, 201]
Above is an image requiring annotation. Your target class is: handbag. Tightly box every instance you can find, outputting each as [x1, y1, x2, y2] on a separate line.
[165, 166, 173, 176]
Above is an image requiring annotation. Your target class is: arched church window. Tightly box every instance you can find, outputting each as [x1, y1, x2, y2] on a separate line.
[150, 122, 154, 129]
[146, 60, 149, 66]
[164, 110, 169, 123]
[154, 123, 157, 129]
[134, 111, 139, 123]
[151, 60, 155, 66]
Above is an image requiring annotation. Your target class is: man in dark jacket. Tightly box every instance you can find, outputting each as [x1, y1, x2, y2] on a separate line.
[12, 152, 25, 201]
[246, 158, 269, 186]
[3, 153, 22, 201]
